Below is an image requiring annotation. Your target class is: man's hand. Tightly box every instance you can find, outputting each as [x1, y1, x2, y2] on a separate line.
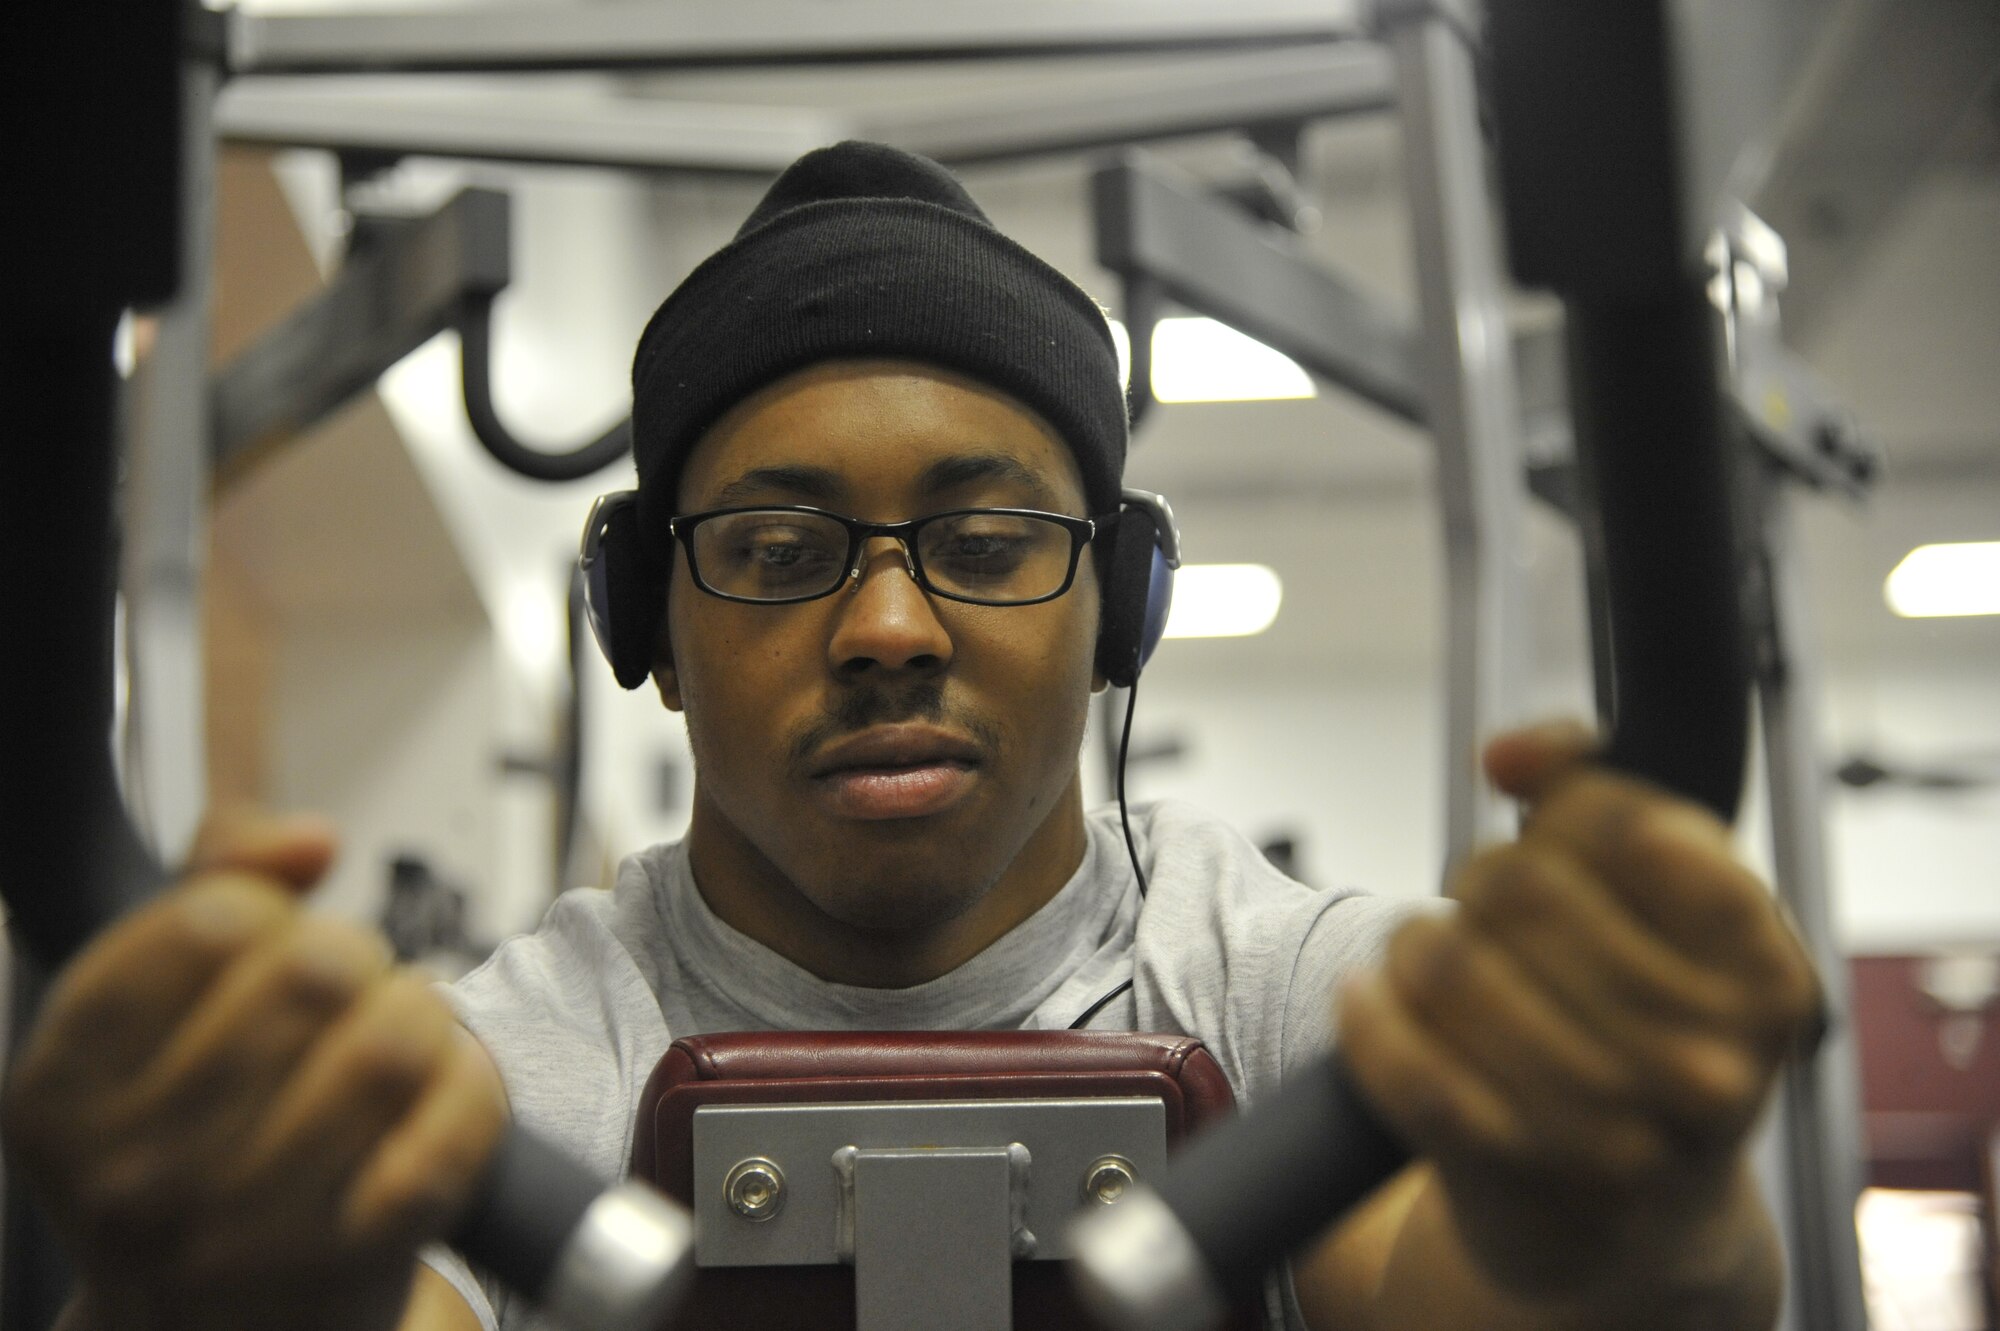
[3, 810, 506, 1331]
[1336, 723, 1821, 1315]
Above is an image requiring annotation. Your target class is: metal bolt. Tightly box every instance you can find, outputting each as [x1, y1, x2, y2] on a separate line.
[725, 1158, 785, 1222]
[1082, 1155, 1137, 1206]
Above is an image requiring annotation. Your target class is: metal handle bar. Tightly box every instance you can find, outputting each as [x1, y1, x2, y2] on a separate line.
[0, 316, 691, 1331]
[1069, 3, 1752, 1323]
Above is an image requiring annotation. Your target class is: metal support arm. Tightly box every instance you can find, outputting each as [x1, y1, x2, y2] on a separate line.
[210, 186, 632, 482]
[211, 187, 511, 472]
[1093, 152, 1425, 426]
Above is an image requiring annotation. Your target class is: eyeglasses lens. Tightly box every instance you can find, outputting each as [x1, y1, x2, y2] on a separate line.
[691, 511, 1073, 604]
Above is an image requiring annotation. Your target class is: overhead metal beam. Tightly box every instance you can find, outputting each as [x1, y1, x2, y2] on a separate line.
[225, 0, 1367, 76]
[215, 86, 842, 173]
[215, 45, 1394, 173]
[1093, 153, 1425, 426]
[869, 45, 1394, 165]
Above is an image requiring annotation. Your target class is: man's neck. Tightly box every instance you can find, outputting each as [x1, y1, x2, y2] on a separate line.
[682, 780, 1091, 988]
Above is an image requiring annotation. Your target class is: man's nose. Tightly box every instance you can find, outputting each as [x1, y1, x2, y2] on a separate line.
[826, 539, 954, 676]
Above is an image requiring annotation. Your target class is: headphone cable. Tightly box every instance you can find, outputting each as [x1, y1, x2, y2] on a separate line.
[1116, 676, 1148, 899]
[1068, 679, 1149, 1032]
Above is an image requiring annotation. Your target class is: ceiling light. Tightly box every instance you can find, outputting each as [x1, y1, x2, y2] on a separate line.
[1109, 318, 1315, 404]
[1164, 564, 1283, 638]
[1885, 542, 2000, 618]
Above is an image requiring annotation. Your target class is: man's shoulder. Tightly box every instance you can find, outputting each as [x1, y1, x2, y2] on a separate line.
[1109, 798, 1333, 907]
[447, 840, 680, 1023]
[1115, 797, 1420, 969]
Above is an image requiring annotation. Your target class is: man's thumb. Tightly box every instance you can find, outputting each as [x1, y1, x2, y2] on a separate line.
[183, 806, 338, 891]
[1481, 720, 1601, 802]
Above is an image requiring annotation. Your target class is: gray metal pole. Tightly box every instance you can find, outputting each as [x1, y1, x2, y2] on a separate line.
[1383, 1, 1532, 874]
[119, 53, 219, 867]
[1751, 474, 1873, 1331]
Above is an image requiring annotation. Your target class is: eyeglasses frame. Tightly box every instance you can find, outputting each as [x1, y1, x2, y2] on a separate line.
[664, 504, 1109, 607]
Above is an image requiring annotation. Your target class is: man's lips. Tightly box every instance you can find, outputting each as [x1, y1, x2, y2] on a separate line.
[807, 725, 984, 820]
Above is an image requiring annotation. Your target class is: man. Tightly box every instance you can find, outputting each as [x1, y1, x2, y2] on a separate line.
[5, 142, 1819, 1331]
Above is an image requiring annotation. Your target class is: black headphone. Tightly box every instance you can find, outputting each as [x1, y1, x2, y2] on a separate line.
[577, 488, 1181, 691]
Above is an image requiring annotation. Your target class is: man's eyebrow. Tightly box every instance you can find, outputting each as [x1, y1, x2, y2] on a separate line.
[918, 453, 1064, 507]
[703, 464, 846, 509]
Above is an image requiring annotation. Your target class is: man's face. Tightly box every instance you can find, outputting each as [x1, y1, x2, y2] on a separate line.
[658, 359, 1102, 942]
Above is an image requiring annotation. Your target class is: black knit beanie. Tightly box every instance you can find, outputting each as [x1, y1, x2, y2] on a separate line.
[628, 141, 1127, 554]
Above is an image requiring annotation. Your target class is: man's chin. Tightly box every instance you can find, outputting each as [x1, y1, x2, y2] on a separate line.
[801, 866, 994, 937]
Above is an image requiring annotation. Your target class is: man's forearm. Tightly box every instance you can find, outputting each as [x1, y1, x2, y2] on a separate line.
[1295, 1161, 1784, 1331]
[1371, 1164, 1781, 1331]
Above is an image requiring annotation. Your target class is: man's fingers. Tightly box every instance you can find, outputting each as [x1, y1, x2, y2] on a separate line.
[341, 1031, 508, 1249]
[234, 973, 458, 1207]
[1519, 778, 1815, 1028]
[1481, 720, 1600, 803]
[132, 918, 392, 1151]
[1453, 842, 1744, 1036]
[1338, 969, 1526, 1168]
[15, 875, 296, 1100]
[184, 807, 339, 892]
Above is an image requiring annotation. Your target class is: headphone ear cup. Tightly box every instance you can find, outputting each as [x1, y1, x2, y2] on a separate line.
[597, 504, 667, 691]
[1137, 542, 1174, 673]
[1095, 510, 1161, 688]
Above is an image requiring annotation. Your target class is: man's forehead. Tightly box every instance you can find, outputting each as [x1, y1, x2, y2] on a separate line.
[678, 361, 1090, 511]
[704, 453, 1067, 510]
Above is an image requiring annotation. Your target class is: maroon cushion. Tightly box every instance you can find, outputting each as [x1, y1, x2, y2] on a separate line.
[630, 1030, 1260, 1330]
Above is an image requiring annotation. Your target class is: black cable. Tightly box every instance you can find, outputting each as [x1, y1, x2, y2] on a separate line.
[1068, 978, 1136, 1031]
[1067, 680, 1150, 1032]
[1115, 676, 1148, 899]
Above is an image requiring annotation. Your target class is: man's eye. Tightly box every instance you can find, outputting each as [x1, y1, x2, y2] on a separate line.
[752, 540, 811, 566]
[942, 533, 1021, 561]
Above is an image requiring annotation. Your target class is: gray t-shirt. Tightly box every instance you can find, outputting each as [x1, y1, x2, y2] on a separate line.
[423, 800, 1415, 1329]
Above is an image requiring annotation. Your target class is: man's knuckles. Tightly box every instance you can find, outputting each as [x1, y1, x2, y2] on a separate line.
[342, 977, 455, 1096]
[261, 918, 393, 1009]
[35, 875, 293, 1040]
[342, 1044, 506, 1248]
[1454, 842, 1581, 935]
[1645, 1035, 1767, 1136]
[1384, 914, 1477, 1013]
[1342, 974, 1524, 1161]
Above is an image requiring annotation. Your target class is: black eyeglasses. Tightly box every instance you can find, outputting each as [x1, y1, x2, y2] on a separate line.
[666, 506, 1103, 606]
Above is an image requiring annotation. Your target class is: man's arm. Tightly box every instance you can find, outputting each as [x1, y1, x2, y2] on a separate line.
[1288, 723, 1816, 1331]
[51, 1266, 487, 1331]
[403, 1266, 493, 1331]
[1294, 1159, 1782, 1331]
[3, 810, 508, 1331]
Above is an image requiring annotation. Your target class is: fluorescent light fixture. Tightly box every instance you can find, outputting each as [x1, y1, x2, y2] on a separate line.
[1108, 318, 1315, 404]
[1164, 564, 1283, 638]
[1885, 542, 2000, 618]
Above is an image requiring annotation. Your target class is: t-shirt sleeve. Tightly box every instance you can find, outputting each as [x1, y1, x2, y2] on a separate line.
[1279, 892, 1429, 1081]
[419, 1245, 499, 1331]
[1128, 801, 1430, 1106]
[446, 889, 672, 1182]
[438, 886, 676, 1329]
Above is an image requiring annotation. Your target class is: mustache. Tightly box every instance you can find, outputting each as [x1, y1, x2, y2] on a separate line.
[786, 683, 1002, 771]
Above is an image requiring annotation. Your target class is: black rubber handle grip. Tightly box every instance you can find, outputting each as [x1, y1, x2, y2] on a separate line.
[451, 1128, 604, 1300]
[1153, 1055, 1405, 1300]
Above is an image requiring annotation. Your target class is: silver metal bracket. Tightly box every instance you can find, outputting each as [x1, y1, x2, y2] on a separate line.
[833, 1143, 1030, 1331]
[689, 1097, 1167, 1331]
